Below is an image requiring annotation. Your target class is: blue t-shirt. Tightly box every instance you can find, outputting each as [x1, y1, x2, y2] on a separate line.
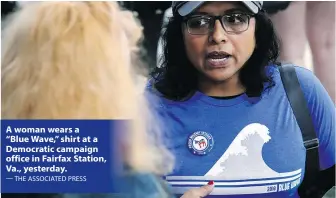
[146, 66, 335, 198]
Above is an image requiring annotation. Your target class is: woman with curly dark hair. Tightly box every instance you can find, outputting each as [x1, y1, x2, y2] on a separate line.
[148, 1, 335, 198]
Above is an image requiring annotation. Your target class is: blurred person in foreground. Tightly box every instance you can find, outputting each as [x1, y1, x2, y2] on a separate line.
[1, 2, 214, 198]
[149, 1, 335, 198]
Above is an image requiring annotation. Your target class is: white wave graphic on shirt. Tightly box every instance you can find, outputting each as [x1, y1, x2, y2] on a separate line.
[167, 123, 302, 195]
[206, 123, 288, 179]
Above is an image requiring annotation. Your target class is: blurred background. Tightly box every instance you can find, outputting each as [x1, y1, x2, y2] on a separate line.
[2, 1, 335, 100]
[2, 1, 172, 71]
[1, 1, 313, 71]
[1, 1, 318, 70]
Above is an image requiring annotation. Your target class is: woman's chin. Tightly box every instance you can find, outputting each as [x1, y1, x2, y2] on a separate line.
[203, 69, 237, 83]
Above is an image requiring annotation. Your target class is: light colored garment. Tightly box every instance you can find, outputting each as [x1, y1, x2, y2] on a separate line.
[323, 186, 335, 198]
[156, 7, 173, 68]
[62, 173, 175, 198]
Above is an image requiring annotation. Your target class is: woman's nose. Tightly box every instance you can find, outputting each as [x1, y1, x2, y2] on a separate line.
[209, 19, 228, 44]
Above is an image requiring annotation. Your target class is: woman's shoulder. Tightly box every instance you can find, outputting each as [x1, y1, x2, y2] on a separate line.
[143, 78, 171, 116]
[269, 64, 319, 98]
[145, 78, 161, 96]
[269, 64, 334, 119]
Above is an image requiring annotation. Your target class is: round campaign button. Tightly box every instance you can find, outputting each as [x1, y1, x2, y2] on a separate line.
[187, 131, 214, 156]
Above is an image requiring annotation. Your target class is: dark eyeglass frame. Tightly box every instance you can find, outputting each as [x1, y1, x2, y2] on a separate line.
[183, 13, 255, 35]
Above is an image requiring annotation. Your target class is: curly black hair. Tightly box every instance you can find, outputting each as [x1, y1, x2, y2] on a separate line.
[151, 8, 281, 101]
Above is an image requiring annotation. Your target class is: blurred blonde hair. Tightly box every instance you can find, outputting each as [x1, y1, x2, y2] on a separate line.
[1, 1, 174, 175]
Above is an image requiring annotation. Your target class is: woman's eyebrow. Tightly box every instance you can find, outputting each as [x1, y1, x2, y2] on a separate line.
[192, 11, 210, 15]
[223, 8, 247, 14]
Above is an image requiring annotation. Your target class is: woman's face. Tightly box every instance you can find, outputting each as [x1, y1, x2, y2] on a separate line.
[183, 2, 256, 83]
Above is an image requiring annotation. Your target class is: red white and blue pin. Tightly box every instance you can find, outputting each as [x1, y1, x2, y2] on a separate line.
[187, 131, 214, 156]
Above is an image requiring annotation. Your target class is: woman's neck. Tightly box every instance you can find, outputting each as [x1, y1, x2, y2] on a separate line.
[198, 75, 246, 97]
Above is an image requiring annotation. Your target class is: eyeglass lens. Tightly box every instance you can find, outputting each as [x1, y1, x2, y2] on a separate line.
[187, 14, 250, 35]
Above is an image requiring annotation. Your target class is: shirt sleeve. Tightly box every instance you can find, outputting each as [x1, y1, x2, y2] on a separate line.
[295, 66, 335, 170]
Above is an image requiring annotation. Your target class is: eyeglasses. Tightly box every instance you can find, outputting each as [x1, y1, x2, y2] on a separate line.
[184, 13, 254, 35]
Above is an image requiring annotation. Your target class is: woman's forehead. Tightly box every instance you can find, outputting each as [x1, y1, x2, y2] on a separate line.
[196, 1, 248, 14]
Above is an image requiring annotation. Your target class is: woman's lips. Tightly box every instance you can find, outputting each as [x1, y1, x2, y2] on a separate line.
[206, 51, 232, 68]
[206, 56, 231, 68]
